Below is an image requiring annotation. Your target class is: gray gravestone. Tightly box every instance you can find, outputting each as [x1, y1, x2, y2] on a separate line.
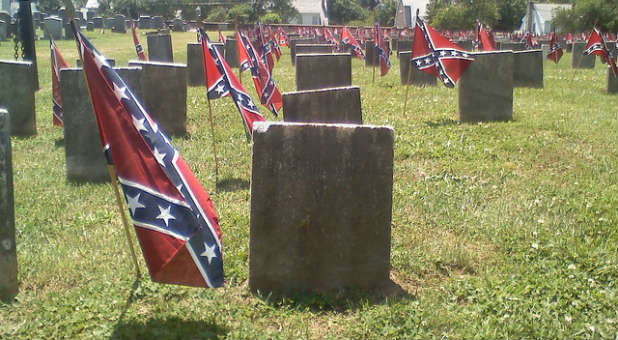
[152, 16, 164, 29]
[399, 51, 437, 86]
[455, 40, 474, 51]
[187, 42, 205, 86]
[112, 14, 126, 33]
[103, 17, 113, 29]
[128, 60, 187, 135]
[76, 58, 115, 67]
[513, 49, 543, 88]
[137, 15, 151, 29]
[92, 16, 103, 29]
[249, 122, 393, 294]
[224, 38, 239, 68]
[86, 10, 95, 21]
[458, 51, 514, 122]
[44, 16, 62, 40]
[296, 53, 352, 91]
[295, 44, 333, 55]
[282, 86, 362, 124]
[607, 68, 618, 94]
[500, 42, 526, 51]
[64, 22, 73, 40]
[290, 38, 315, 65]
[0, 10, 8, 23]
[572, 42, 595, 69]
[60, 67, 142, 182]
[172, 18, 185, 32]
[365, 40, 378, 66]
[86, 21, 93, 31]
[541, 44, 550, 59]
[147, 33, 173, 62]
[0, 61, 35, 135]
[398, 40, 412, 52]
[0, 108, 17, 302]
[0, 20, 6, 41]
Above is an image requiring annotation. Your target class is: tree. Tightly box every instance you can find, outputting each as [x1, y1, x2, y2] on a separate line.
[375, 0, 397, 26]
[328, 0, 367, 25]
[552, 0, 617, 32]
[427, 0, 499, 30]
[495, 0, 526, 31]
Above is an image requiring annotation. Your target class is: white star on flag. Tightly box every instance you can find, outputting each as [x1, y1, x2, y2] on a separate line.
[200, 242, 217, 264]
[125, 192, 145, 215]
[153, 147, 166, 166]
[113, 83, 129, 101]
[132, 116, 148, 132]
[156, 205, 175, 226]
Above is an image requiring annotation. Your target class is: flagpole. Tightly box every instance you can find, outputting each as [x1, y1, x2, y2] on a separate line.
[402, 59, 413, 116]
[200, 26, 221, 182]
[63, 0, 141, 278]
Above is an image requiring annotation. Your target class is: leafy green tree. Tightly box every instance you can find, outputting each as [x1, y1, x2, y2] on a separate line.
[375, 0, 397, 26]
[260, 12, 282, 24]
[552, 0, 617, 32]
[427, 0, 498, 30]
[328, 0, 367, 24]
[495, 0, 526, 31]
[227, 3, 253, 23]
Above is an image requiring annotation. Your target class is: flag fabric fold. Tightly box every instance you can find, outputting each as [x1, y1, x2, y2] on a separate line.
[49, 36, 70, 127]
[475, 21, 495, 51]
[411, 15, 474, 88]
[131, 22, 147, 61]
[584, 27, 618, 76]
[72, 28, 224, 288]
[547, 30, 563, 64]
[257, 24, 275, 72]
[374, 23, 391, 76]
[341, 26, 364, 60]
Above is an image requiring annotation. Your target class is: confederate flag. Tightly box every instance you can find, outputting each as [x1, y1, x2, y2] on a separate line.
[49, 36, 70, 126]
[547, 30, 563, 64]
[374, 23, 391, 76]
[584, 27, 618, 76]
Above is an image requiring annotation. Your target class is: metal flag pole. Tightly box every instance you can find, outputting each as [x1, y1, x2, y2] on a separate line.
[402, 9, 419, 116]
[201, 28, 220, 181]
[63, 0, 141, 278]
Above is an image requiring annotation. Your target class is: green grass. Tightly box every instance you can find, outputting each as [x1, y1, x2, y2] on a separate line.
[0, 30, 617, 339]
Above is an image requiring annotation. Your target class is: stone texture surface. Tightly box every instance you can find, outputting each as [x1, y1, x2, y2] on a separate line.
[290, 38, 316, 65]
[397, 40, 412, 52]
[296, 53, 351, 91]
[607, 68, 618, 94]
[282, 86, 362, 124]
[0, 60, 36, 136]
[572, 42, 595, 69]
[44, 17, 62, 40]
[294, 44, 333, 63]
[365, 40, 378, 66]
[0, 20, 7, 41]
[224, 38, 239, 68]
[0, 109, 17, 302]
[513, 50, 543, 88]
[500, 42, 526, 51]
[249, 122, 393, 294]
[128, 60, 187, 135]
[398, 51, 437, 86]
[186, 42, 205, 86]
[458, 51, 514, 122]
[60, 67, 142, 182]
[147, 33, 174, 62]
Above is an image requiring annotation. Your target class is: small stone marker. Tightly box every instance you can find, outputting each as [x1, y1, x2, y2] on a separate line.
[60, 67, 142, 182]
[44, 16, 62, 40]
[458, 51, 514, 122]
[224, 38, 239, 68]
[296, 53, 352, 91]
[513, 49, 543, 88]
[290, 38, 315, 65]
[147, 32, 174, 63]
[186, 42, 205, 86]
[249, 122, 393, 294]
[572, 42, 595, 69]
[0, 108, 17, 302]
[0, 60, 36, 136]
[282, 86, 362, 124]
[398, 51, 437, 86]
[128, 60, 187, 135]
[607, 68, 618, 94]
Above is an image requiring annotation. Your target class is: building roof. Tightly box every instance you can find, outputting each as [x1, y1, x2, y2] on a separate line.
[400, 0, 430, 18]
[533, 3, 572, 22]
[291, 0, 323, 14]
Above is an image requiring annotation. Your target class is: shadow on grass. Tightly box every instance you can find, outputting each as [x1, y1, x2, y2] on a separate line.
[253, 279, 414, 313]
[216, 177, 250, 192]
[425, 118, 459, 128]
[110, 278, 229, 339]
[54, 138, 65, 147]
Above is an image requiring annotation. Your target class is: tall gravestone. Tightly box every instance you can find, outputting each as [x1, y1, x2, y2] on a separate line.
[249, 122, 393, 294]
[60, 67, 142, 182]
[365, 40, 378, 66]
[282, 86, 362, 124]
[398, 51, 437, 86]
[572, 42, 595, 69]
[500, 42, 526, 51]
[147, 32, 173, 62]
[128, 60, 187, 135]
[152, 16, 164, 29]
[44, 17, 62, 40]
[296, 53, 352, 91]
[290, 38, 315, 65]
[0, 108, 17, 302]
[92, 16, 103, 29]
[398, 40, 412, 52]
[513, 49, 543, 88]
[186, 42, 205, 86]
[458, 51, 514, 122]
[112, 14, 126, 33]
[224, 38, 239, 68]
[0, 20, 6, 41]
[0, 61, 36, 136]
[607, 68, 618, 94]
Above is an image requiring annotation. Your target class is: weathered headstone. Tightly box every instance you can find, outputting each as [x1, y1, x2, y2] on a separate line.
[500, 42, 526, 51]
[224, 38, 239, 68]
[458, 51, 514, 122]
[186, 42, 205, 86]
[365, 40, 378, 66]
[64, 22, 73, 40]
[92, 16, 103, 29]
[172, 18, 185, 32]
[282, 86, 362, 124]
[60, 67, 142, 182]
[0, 61, 36, 135]
[137, 15, 150, 29]
[295, 44, 333, 63]
[296, 53, 352, 91]
[152, 16, 164, 29]
[290, 38, 315, 65]
[0, 20, 6, 41]
[398, 40, 412, 52]
[513, 49, 543, 88]
[398, 51, 437, 86]
[0, 10, 10, 24]
[44, 16, 62, 40]
[128, 60, 187, 135]
[572, 42, 595, 69]
[607, 68, 618, 94]
[76, 58, 115, 67]
[112, 14, 126, 33]
[86, 21, 94, 31]
[249, 122, 393, 294]
[86, 10, 95, 21]
[0, 108, 17, 302]
[147, 32, 173, 62]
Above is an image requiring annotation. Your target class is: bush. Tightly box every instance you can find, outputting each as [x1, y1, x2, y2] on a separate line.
[260, 13, 282, 24]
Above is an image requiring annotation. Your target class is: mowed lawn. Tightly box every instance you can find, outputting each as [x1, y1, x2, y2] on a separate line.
[0, 29, 616, 339]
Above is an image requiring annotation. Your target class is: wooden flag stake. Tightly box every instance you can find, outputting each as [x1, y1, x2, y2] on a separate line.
[200, 26, 220, 182]
[63, 0, 141, 278]
[402, 60, 413, 116]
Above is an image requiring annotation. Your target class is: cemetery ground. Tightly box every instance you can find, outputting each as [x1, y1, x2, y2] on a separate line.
[0, 30, 617, 339]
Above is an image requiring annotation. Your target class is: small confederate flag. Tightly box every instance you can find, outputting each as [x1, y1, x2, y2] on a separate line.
[475, 21, 495, 51]
[374, 23, 391, 76]
[72, 27, 224, 288]
[584, 27, 618, 76]
[257, 24, 274, 72]
[547, 30, 563, 64]
[277, 27, 288, 46]
[523, 32, 537, 49]
[237, 30, 282, 116]
[131, 22, 147, 61]
[268, 26, 282, 61]
[411, 15, 474, 87]
[49, 36, 69, 127]
[200, 29, 265, 136]
[341, 26, 364, 59]
[218, 30, 226, 44]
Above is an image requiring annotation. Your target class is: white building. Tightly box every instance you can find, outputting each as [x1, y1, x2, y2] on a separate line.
[289, 0, 328, 25]
[394, 0, 430, 28]
[519, 3, 572, 35]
